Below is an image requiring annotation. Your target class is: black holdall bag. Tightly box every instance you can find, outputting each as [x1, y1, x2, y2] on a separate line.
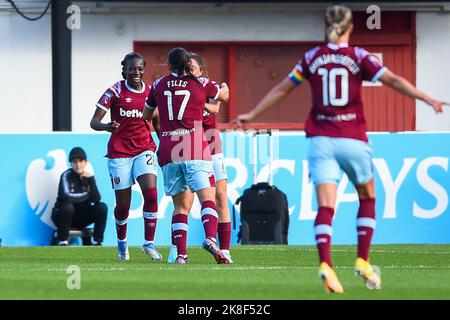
[232, 130, 289, 245]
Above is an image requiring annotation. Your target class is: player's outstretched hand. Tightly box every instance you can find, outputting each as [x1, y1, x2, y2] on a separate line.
[427, 98, 444, 113]
[105, 121, 120, 133]
[230, 113, 254, 129]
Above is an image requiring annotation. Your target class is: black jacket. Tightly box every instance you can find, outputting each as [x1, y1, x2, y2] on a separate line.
[55, 169, 101, 206]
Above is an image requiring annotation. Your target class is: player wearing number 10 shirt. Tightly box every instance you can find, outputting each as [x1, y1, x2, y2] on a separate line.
[143, 47, 230, 264]
[237, 5, 444, 294]
[297, 41, 385, 142]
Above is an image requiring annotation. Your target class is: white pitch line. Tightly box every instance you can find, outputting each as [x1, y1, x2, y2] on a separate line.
[235, 247, 450, 254]
[381, 265, 450, 269]
[0, 265, 449, 273]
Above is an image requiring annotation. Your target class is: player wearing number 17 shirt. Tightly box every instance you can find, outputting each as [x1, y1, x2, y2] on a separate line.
[143, 47, 230, 264]
[237, 5, 445, 294]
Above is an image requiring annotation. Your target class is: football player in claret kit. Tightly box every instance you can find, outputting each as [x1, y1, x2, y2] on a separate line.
[142, 47, 230, 264]
[166, 52, 234, 264]
[237, 5, 445, 293]
[90, 52, 162, 261]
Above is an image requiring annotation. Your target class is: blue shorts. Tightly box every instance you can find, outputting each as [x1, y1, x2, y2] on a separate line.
[308, 136, 373, 186]
[107, 150, 157, 190]
[212, 153, 228, 182]
[162, 160, 216, 196]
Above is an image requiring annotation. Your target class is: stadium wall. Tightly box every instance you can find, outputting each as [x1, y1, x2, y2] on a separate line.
[1, 4, 450, 132]
[70, 10, 324, 132]
[416, 12, 450, 131]
[1, 131, 449, 246]
[0, 11, 52, 132]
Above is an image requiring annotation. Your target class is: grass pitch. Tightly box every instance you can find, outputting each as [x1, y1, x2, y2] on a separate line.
[0, 244, 449, 300]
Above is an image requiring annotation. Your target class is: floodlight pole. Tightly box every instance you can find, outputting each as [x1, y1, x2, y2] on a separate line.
[52, 0, 72, 131]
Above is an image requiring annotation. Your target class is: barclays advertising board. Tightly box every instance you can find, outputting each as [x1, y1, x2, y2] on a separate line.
[0, 131, 449, 246]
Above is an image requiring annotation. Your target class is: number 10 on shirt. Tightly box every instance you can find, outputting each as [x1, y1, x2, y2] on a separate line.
[318, 67, 349, 107]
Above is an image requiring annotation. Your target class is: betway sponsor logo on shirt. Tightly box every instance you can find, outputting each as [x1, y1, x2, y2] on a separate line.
[120, 108, 143, 118]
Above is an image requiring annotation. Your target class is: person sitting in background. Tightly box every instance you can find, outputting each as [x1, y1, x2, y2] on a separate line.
[51, 147, 107, 246]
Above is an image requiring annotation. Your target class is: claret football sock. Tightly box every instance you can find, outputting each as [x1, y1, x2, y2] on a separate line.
[171, 214, 188, 256]
[143, 188, 158, 242]
[218, 222, 231, 251]
[314, 206, 334, 267]
[114, 203, 130, 241]
[357, 198, 376, 261]
[201, 200, 219, 240]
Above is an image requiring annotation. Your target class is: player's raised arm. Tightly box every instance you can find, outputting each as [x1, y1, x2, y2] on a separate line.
[236, 76, 297, 126]
[379, 70, 444, 113]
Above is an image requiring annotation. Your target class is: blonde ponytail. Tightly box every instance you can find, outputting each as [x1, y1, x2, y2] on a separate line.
[325, 5, 353, 42]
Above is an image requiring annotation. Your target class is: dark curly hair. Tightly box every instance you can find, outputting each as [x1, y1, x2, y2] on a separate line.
[121, 52, 145, 80]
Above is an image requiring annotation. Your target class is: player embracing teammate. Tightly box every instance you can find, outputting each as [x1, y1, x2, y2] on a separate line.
[143, 47, 230, 264]
[165, 52, 234, 264]
[189, 53, 233, 263]
[237, 5, 444, 293]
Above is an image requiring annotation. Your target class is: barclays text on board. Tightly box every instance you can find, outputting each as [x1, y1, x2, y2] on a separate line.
[0, 131, 448, 246]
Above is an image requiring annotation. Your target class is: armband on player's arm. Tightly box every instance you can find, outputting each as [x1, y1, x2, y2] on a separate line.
[288, 65, 306, 86]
